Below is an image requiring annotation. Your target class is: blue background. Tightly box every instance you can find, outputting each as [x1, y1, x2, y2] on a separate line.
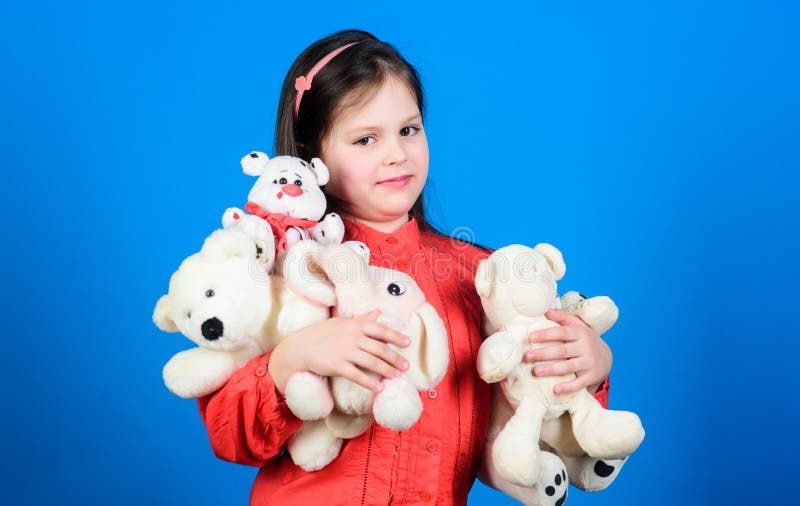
[3, 1, 798, 504]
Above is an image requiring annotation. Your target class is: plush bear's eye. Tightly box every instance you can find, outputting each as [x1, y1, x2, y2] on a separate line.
[187, 311, 192, 319]
[387, 282, 406, 296]
[255, 241, 270, 261]
[279, 177, 288, 185]
[206, 289, 215, 298]
[294, 179, 302, 187]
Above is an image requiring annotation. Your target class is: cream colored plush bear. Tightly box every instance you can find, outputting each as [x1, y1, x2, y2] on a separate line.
[286, 241, 450, 432]
[153, 226, 346, 471]
[475, 244, 644, 503]
[153, 226, 277, 399]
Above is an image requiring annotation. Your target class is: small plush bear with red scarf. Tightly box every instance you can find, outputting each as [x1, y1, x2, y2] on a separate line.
[223, 151, 344, 261]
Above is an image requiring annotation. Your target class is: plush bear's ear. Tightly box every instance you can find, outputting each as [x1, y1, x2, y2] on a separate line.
[201, 229, 254, 260]
[283, 240, 337, 306]
[153, 295, 178, 333]
[533, 243, 566, 281]
[475, 258, 495, 299]
[241, 151, 269, 177]
[308, 158, 330, 186]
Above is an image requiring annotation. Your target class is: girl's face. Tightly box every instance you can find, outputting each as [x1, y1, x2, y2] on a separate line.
[321, 74, 429, 224]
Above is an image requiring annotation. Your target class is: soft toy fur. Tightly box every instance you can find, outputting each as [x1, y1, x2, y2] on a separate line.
[224, 151, 345, 255]
[153, 226, 344, 471]
[287, 241, 450, 432]
[153, 226, 277, 399]
[475, 244, 644, 504]
[545, 290, 630, 493]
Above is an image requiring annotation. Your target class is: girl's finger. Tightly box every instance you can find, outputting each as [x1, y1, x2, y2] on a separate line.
[545, 309, 589, 329]
[529, 325, 580, 343]
[355, 309, 381, 322]
[553, 374, 592, 395]
[362, 321, 411, 347]
[525, 342, 580, 362]
[359, 337, 409, 372]
[350, 349, 402, 381]
[533, 357, 586, 378]
[340, 363, 384, 393]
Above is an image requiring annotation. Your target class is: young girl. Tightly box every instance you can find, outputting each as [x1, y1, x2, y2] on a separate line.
[198, 29, 612, 505]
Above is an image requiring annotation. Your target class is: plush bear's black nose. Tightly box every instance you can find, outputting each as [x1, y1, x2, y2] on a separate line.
[201, 317, 224, 341]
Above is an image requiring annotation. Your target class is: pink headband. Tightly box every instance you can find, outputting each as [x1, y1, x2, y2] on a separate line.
[294, 42, 358, 118]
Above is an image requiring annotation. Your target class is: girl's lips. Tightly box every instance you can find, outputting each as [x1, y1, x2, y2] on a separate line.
[377, 175, 412, 188]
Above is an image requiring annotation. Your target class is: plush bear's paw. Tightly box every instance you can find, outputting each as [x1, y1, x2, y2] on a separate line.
[564, 455, 626, 492]
[311, 213, 345, 245]
[372, 377, 422, 430]
[285, 372, 334, 420]
[535, 452, 569, 506]
[477, 336, 521, 383]
[286, 419, 343, 471]
[162, 349, 235, 399]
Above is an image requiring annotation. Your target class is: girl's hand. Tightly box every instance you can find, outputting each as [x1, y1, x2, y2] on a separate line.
[268, 310, 411, 395]
[524, 309, 612, 395]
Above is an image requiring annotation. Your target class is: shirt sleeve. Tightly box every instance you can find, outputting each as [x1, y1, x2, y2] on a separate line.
[592, 375, 610, 409]
[196, 350, 304, 467]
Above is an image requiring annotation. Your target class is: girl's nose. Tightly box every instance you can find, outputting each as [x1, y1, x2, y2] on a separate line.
[383, 138, 408, 166]
[281, 184, 303, 197]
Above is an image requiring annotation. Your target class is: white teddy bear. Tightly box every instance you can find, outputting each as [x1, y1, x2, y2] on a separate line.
[153, 225, 349, 471]
[153, 226, 276, 399]
[476, 244, 645, 505]
[222, 151, 345, 260]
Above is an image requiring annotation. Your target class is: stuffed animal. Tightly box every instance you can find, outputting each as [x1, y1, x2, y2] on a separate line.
[152, 226, 346, 471]
[153, 226, 277, 399]
[222, 151, 344, 259]
[475, 244, 645, 501]
[541, 291, 630, 493]
[287, 241, 450, 432]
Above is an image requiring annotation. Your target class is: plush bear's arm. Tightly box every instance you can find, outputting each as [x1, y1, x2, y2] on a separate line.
[197, 350, 304, 467]
[476, 330, 522, 383]
[163, 348, 244, 399]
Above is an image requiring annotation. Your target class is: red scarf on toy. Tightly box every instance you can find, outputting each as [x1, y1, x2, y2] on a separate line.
[244, 202, 318, 251]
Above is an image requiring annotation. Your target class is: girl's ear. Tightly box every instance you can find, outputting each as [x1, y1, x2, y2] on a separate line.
[533, 243, 566, 281]
[241, 151, 270, 177]
[153, 295, 178, 332]
[475, 258, 495, 299]
[309, 158, 330, 186]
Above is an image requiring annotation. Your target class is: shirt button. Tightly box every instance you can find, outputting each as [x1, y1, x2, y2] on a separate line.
[255, 366, 267, 377]
[386, 236, 398, 245]
[427, 389, 437, 399]
[427, 441, 438, 452]
[420, 491, 431, 501]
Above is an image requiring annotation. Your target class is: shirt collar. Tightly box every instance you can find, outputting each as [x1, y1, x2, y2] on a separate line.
[342, 215, 422, 256]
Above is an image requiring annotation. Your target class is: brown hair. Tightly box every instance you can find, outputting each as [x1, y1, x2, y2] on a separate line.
[273, 29, 444, 235]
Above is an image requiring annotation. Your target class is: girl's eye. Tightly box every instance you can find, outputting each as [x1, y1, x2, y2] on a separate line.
[355, 136, 375, 146]
[279, 177, 288, 184]
[293, 179, 302, 187]
[400, 126, 419, 136]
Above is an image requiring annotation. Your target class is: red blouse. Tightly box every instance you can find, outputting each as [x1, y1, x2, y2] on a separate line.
[197, 217, 610, 505]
